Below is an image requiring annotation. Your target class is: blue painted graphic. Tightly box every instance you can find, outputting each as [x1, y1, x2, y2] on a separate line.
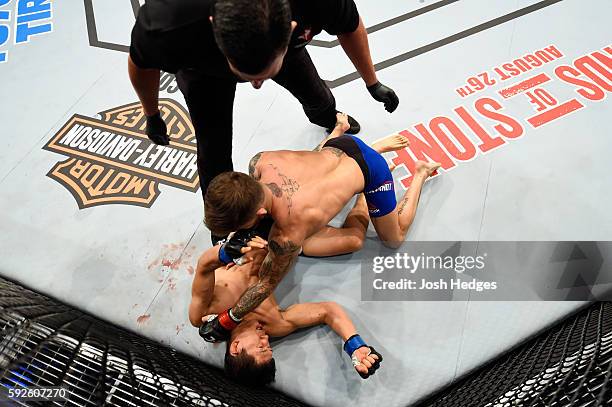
[0, 0, 53, 64]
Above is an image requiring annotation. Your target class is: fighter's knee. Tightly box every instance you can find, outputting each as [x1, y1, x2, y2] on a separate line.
[345, 234, 365, 253]
[380, 239, 402, 250]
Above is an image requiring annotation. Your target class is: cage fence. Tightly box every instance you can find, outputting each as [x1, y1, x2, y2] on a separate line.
[1, 277, 612, 407]
[420, 301, 612, 407]
[0, 277, 307, 407]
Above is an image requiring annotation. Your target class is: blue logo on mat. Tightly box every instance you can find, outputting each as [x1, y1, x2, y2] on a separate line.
[1, 0, 53, 64]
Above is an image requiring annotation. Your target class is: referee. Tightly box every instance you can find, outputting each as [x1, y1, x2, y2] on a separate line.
[128, 0, 399, 201]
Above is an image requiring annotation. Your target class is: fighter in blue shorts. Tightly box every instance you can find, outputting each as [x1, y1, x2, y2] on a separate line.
[200, 113, 441, 342]
[322, 134, 397, 218]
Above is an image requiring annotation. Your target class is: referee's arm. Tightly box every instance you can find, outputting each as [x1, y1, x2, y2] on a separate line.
[337, 17, 378, 87]
[128, 55, 161, 116]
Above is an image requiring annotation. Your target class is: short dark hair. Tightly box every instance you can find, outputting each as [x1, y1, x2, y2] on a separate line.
[224, 343, 276, 386]
[212, 0, 292, 75]
[204, 172, 264, 237]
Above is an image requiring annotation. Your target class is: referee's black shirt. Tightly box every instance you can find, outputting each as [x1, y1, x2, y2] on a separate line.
[129, 0, 360, 77]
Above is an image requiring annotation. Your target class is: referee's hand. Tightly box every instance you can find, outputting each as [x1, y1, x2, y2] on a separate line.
[146, 112, 170, 145]
[367, 81, 400, 113]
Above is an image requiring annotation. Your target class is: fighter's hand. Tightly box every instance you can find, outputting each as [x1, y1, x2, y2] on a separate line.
[367, 81, 400, 113]
[218, 230, 263, 264]
[145, 112, 170, 145]
[242, 236, 268, 253]
[352, 347, 382, 378]
[228, 236, 268, 267]
[198, 309, 240, 343]
[344, 335, 383, 379]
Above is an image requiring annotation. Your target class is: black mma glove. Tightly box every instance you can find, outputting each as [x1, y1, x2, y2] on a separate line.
[367, 81, 400, 113]
[199, 309, 241, 343]
[146, 112, 170, 146]
[344, 334, 383, 379]
[217, 229, 259, 264]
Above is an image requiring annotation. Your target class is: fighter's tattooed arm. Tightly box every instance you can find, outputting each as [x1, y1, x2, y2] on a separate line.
[248, 152, 263, 180]
[231, 236, 301, 319]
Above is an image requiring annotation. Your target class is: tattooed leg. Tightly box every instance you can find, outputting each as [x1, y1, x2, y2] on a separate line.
[396, 161, 439, 233]
[371, 161, 440, 247]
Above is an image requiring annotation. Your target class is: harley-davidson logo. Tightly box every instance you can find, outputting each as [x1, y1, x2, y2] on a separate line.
[43, 99, 199, 209]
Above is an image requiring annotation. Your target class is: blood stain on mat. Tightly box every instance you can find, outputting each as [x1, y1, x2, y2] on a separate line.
[176, 323, 185, 335]
[137, 314, 151, 324]
[148, 242, 186, 271]
[186, 265, 195, 275]
[148, 255, 162, 270]
[162, 258, 183, 270]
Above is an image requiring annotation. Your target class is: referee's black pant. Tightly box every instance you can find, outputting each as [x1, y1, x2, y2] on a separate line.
[176, 47, 337, 200]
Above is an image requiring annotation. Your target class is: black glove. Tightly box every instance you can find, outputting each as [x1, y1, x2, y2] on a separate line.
[145, 112, 170, 145]
[344, 334, 383, 379]
[199, 309, 241, 343]
[358, 347, 383, 379]
[367, 81, 399, 113]
[218, 229, 260, 264]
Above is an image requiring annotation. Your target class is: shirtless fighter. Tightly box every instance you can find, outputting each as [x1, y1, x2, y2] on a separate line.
[190, 213, 382, 385]
[201, 114, 440, 342]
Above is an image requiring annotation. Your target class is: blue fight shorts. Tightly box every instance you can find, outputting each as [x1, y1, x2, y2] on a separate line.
[322, 135, 396, 217]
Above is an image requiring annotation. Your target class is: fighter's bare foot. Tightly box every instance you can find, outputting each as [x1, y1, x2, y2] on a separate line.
[334, 112, 350, 134]
[371, 133, 410, 154]
[415, 160, 441, 177]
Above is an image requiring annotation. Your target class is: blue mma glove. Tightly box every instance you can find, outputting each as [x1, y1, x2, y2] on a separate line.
[343, 334, 383, 379]
[218, 229, 259, 264]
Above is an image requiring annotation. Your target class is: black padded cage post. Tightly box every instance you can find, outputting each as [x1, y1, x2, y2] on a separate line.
[0, 277, 308, 407]
[420, 302, 612, 407]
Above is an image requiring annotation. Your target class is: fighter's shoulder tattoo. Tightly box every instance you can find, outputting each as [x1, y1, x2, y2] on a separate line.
[267, 164, 300, 216]
[266, 183, 283, 198]
[249, 152, 263, 180]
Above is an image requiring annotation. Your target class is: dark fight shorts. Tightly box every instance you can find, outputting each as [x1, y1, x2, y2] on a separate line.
[322, 135, 396, 218]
